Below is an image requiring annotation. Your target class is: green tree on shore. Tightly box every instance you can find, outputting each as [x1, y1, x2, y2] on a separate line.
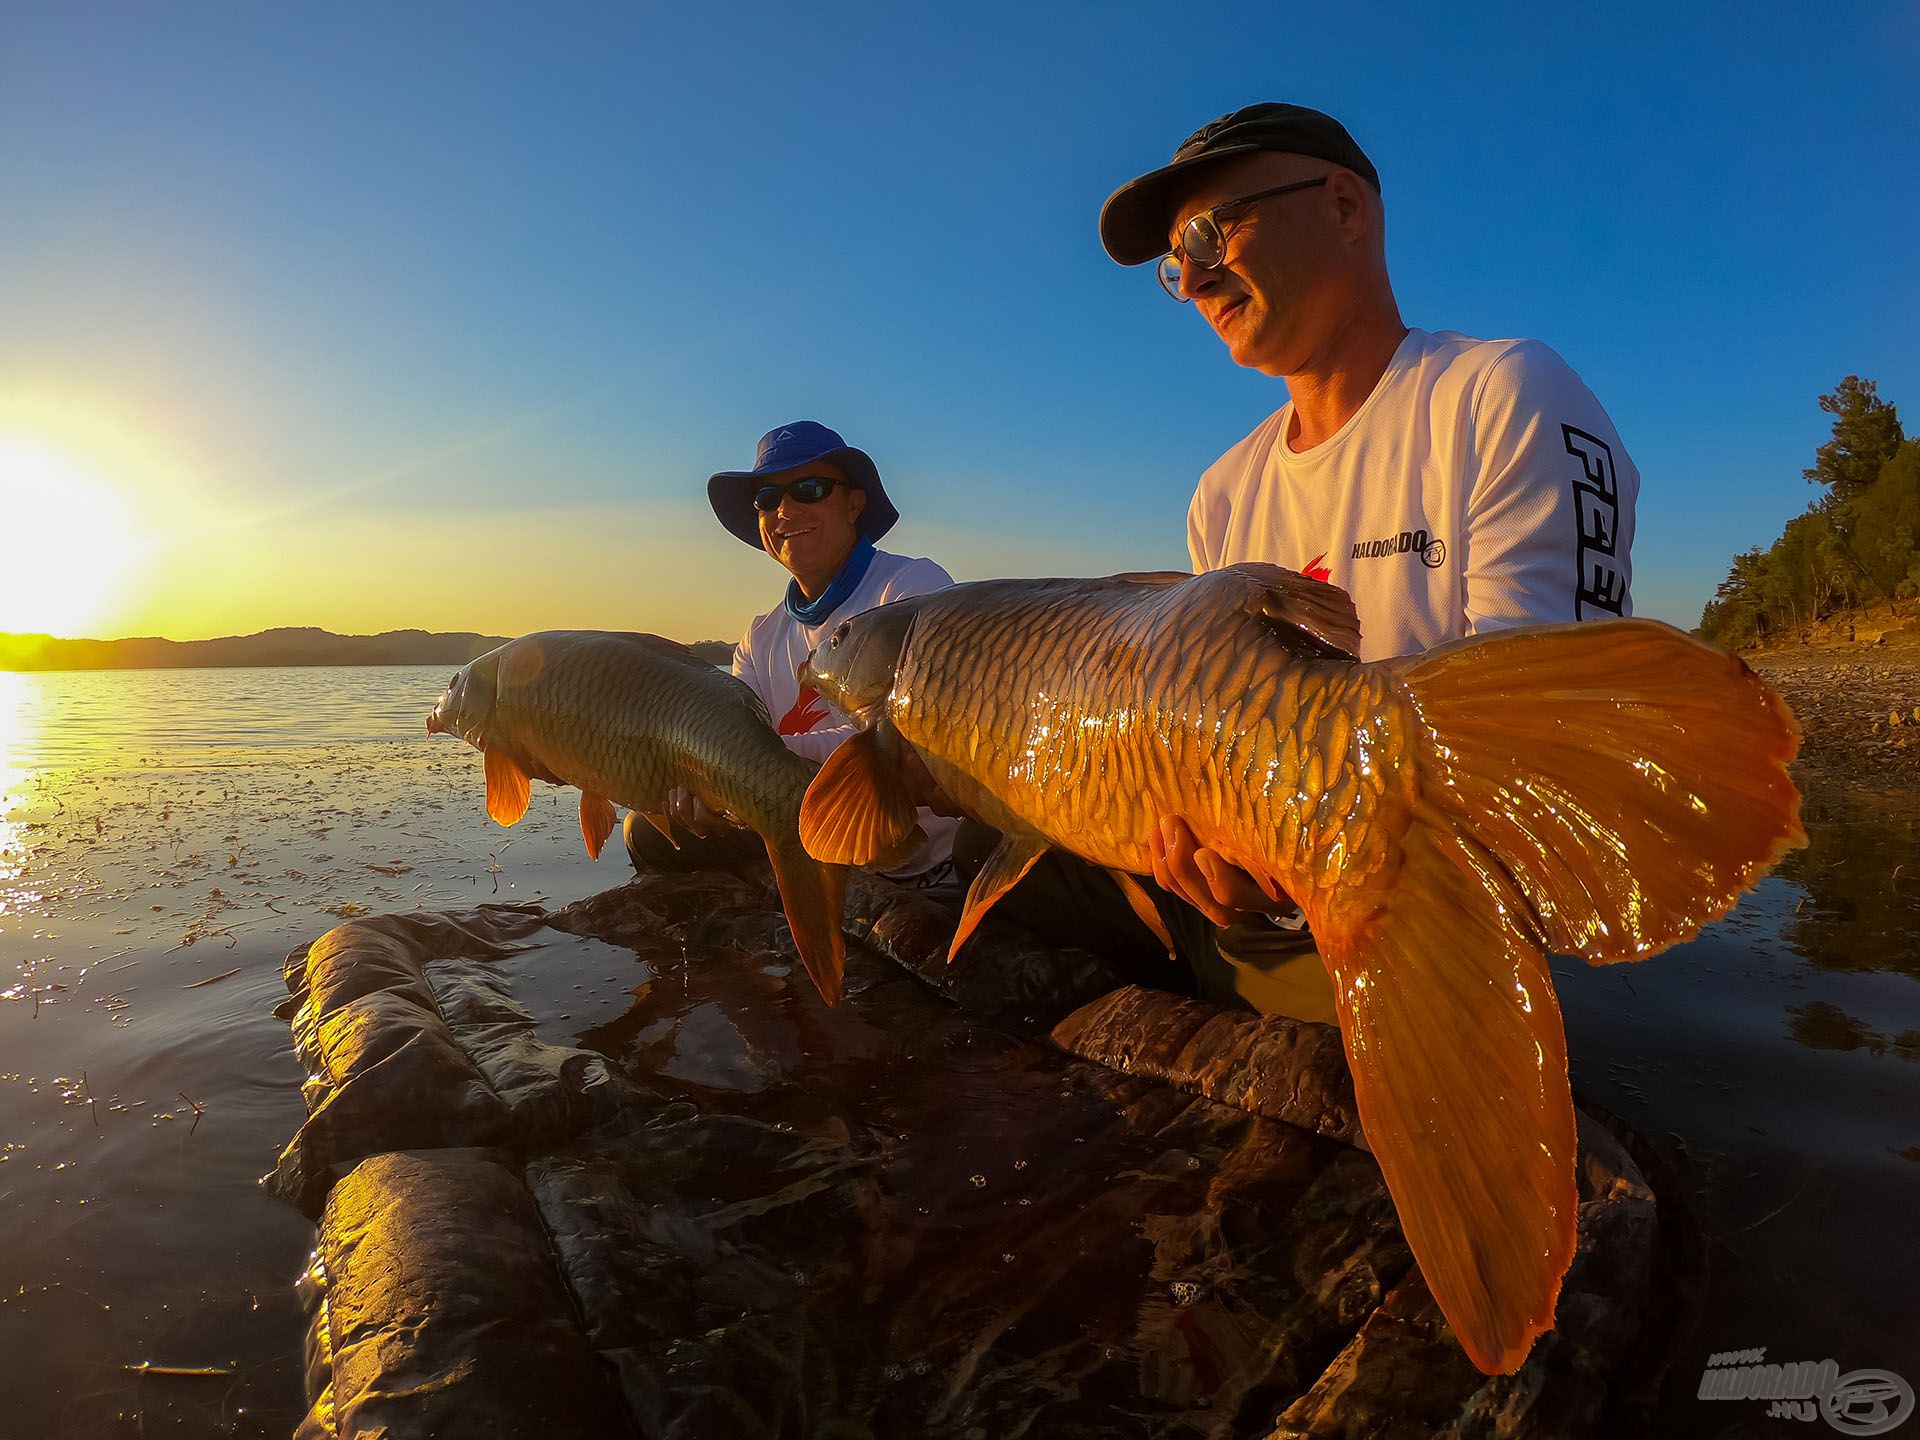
[1846, 440, 1920, 600]
[1804, 376, 1904, 504]
[1701, 378, 1919, 647]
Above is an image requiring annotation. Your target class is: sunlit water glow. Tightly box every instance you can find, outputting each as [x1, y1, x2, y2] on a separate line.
[0, 665, 1914, 1437]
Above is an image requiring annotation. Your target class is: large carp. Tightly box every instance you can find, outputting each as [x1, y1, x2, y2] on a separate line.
[426, 630, 848, 1003]
[796, 564, 1802, 1374]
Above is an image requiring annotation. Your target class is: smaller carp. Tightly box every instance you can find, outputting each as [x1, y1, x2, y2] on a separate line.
[426, 630, 848, 1003]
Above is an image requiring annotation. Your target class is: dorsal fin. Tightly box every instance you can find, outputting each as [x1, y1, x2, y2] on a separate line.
[1220, 562, 1362, 658]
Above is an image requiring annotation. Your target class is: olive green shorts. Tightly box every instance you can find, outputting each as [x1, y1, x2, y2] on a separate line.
[1186, 916, 1337, 1027]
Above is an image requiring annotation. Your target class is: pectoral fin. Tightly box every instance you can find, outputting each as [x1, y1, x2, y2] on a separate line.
[799, 729, 920, 866]
[579, 793, 619, 859]
[1107, 869, 1175, 957]
[484, 749, 532, 826]
[949, 831, 1049, 962]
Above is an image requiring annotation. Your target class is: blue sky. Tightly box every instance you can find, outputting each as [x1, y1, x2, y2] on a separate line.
[1, 2, 1915, 640]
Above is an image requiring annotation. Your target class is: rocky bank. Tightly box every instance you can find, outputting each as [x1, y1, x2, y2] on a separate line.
[1743, 623, 1920, 791]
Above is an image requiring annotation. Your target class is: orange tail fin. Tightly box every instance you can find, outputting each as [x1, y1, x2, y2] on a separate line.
[765, 838, 849, 1006]
[1308, 619, 1803, 1374]
[1401, 618, 1803, 962]
[1314, 826, 1573, 1375]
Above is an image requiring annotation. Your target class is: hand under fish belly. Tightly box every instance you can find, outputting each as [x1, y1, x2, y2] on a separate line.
[425, 629, 849, 1004]
[796, 563, 1803, 1374]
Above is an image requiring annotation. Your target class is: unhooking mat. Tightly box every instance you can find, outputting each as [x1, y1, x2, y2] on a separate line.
[269, 867, 1701, 1440]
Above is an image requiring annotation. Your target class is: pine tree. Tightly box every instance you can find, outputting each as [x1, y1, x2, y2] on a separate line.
[1805, 376, 1904, 504]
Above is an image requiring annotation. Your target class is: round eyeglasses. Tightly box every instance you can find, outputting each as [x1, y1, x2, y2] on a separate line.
[1156, 175, 1330, 301]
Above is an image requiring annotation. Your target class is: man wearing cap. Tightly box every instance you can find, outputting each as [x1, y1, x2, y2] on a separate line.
[1093, 103, 1640, 1021]
[623, 421, 960, 883]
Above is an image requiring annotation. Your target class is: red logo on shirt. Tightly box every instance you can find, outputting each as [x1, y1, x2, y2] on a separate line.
[777, 686, 830, 735]
[1301, 553, 1333, 583]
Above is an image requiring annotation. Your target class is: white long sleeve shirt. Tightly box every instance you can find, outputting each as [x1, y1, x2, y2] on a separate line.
[734, 549, 958, 876]
[1188, 328, 1636, 661]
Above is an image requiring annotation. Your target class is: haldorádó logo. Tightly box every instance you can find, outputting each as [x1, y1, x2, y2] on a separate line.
[1350, 529, 1446, 568]
[1698, 1349, 1914, 1433]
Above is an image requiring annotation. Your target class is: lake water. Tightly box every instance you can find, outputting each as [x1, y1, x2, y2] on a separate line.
[0, 666, 626, 1438]
[0, 665, 1915, 1437]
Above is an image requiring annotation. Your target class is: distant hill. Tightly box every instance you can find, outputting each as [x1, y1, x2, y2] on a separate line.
[0, 627, 739, 672]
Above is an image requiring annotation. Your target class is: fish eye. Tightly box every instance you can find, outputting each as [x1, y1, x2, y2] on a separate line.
[830, 622, 851, 648]
[448, 673, 458, 690]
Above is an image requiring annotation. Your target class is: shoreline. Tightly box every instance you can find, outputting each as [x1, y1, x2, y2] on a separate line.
[0, 630, 735, 674]
[1744, 630, 1920, 792]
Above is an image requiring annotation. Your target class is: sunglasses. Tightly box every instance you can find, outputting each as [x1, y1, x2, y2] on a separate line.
[752, 475, 849, 512]
[1156, 175, 1329, 301]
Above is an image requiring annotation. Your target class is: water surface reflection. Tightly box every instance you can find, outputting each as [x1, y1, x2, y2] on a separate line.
[1779, 789, 1920, 981]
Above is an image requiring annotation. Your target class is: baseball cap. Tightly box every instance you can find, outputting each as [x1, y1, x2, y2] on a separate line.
[1099, 103, 1381, 266]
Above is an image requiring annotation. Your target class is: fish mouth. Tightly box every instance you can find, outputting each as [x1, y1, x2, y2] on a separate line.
[795, 660, 871, 725]
[839, 697, 886, 730]
[426, 709, 445, 736]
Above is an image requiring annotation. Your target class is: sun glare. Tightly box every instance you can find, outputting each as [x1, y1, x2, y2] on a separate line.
[0, 434, 141, 637]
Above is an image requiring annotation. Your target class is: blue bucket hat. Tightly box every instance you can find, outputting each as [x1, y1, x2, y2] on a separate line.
[707, 421, 900, 549]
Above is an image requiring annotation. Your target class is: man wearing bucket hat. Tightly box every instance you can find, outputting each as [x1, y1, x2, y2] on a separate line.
[622, 420, 960, 882]
[1093, 103, 1642, 1020]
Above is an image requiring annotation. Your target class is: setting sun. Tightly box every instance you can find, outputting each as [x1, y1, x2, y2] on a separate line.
[0, 434, 141, 637]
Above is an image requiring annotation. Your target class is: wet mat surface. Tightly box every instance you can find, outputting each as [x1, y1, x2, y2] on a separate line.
[273, 870, 1694, 1440]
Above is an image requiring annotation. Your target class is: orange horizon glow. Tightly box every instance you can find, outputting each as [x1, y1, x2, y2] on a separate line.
[0, 394, 1147, 651]
[0, 389, 792, 647]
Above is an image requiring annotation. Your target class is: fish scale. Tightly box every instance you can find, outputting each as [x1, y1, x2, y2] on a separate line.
[884, 574, 1391, 892]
